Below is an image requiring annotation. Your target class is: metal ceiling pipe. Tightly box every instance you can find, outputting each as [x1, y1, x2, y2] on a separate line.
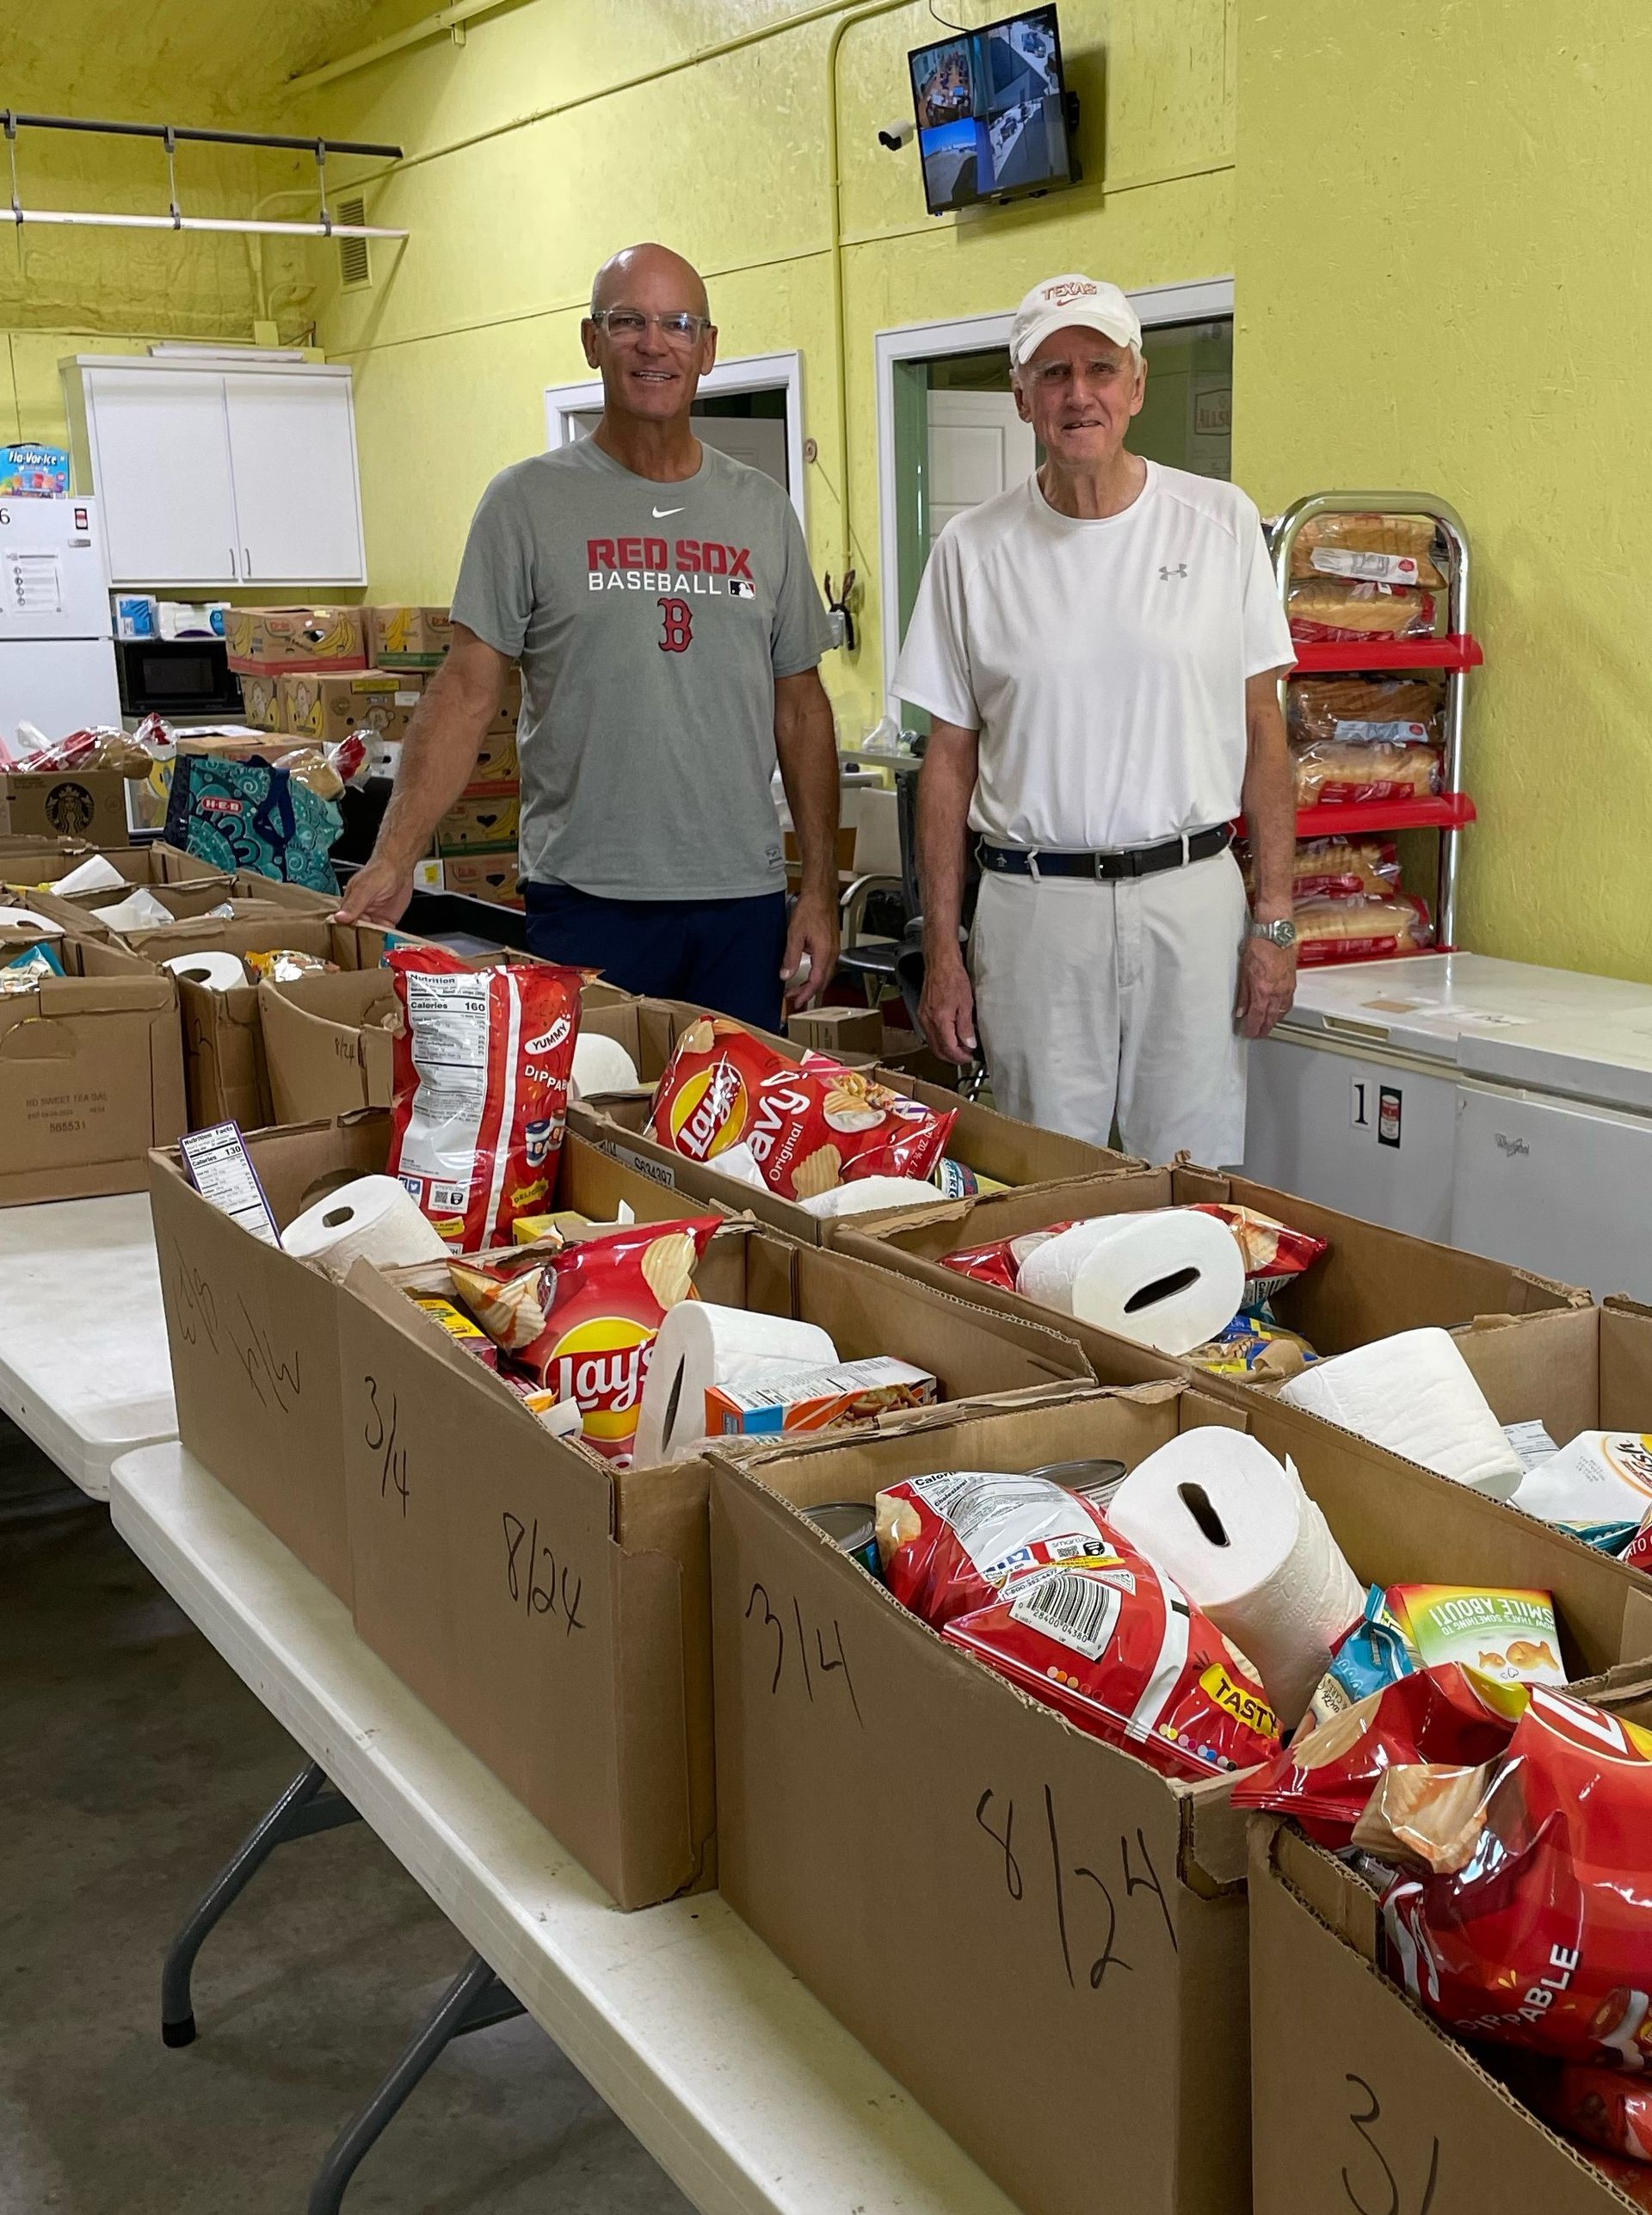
[10, 209, 407, 238]
[0, 110, 403, 159]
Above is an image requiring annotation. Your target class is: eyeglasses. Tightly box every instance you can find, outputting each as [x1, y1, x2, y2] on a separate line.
[589, 308, 710, 347]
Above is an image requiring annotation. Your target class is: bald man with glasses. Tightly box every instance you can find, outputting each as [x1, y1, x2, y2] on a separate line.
[340, 242, 840, 1025]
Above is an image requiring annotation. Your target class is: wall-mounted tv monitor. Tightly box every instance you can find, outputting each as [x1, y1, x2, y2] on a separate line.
[908, 7, 1076, 217]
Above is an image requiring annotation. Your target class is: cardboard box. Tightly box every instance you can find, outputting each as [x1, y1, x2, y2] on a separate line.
[710, 1383, 1652, 2215]
[238, 670, 285, 732]
[1443, 1294, 1652, 1450]
[223, 606, 367, 675]
[0, 768, 135, 842]
[367, 605, 452, 668]
[470, 727, 519, 780]
[434, 848, 521, 906]
[838, 1163, 1587, 1379]
[436, 787, 520, 848]
[278, 669, 424, 746]
[786, 1004, 886, 1059]
[1250, 1815, 1649, 2213]
[0, 842, 230, 898]
[0, 931, 185, 1203]
[339, 1195, 1094, 1909]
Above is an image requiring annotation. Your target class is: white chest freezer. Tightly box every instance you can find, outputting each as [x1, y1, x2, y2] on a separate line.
[1242, 953, 1652, 1299]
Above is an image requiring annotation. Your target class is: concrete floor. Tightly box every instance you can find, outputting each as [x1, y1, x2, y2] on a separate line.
[0, 1421, 693, 2214]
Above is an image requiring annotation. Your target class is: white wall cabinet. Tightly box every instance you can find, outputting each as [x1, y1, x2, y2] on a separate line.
[65, 356, 367, 589]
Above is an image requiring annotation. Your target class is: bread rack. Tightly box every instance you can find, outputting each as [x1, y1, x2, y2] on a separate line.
[1267, 491, 1482, 951]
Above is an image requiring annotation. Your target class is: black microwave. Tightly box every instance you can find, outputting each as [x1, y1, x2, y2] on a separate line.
[114, 637, 243, 719]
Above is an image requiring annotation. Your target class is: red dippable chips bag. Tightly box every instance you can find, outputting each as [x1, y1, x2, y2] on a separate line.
[1525, 2064, 1652, 2164]
[387, 949, 583, 1251]
[451, 1217, 721, 1462]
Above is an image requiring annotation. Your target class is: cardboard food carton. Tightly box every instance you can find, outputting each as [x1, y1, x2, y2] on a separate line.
[436, 786, 520, 848]
[434, 848, 521, 905]
[837, 1164, 1588, 1379]
[278, 669, 424, 746]
[0, 768, 137, 842]
[238, 670, 285, 732]
[1251, 1812, 1652, 2214]
[710, 1384, 1652, 2215]
[469, 727, 519, 780]
[223, 606, 367, 675]
[337, 1194, 1094, 1909]
[0, 929, 185, 1203]
[367, 605, 452, 668]
[0, 841, 230, 898]
[571, 1002, 1144, 1248]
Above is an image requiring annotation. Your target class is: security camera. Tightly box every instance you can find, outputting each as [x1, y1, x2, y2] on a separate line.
[878, 118, 915, 151]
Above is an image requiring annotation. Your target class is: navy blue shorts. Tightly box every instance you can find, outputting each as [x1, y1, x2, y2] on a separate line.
[523, 881, 789, 1032]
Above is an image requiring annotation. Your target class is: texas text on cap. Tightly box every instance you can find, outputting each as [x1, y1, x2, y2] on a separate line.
[1009, 274, 1143, 367]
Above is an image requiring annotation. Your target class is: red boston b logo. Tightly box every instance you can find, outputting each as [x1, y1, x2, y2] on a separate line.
[657, 597, 693, 654]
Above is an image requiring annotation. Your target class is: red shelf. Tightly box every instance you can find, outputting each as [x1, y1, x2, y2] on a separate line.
[1294, 793, 1478, 837]
[1289, 634, 1484, 674]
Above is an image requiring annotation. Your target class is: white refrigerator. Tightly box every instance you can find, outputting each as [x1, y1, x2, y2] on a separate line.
[0, 495, 122, 746]
[1242, 953, 1652, 1299]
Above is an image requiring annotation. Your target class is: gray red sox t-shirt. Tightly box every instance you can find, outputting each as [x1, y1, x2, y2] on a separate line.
[451, 435, 832, 900]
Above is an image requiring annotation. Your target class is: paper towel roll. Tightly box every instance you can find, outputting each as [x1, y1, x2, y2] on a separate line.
[1108, 1430, 1364, 1726]
[1016, 1210, 1245, 1356]
[91, 887, 173, 932]
[280, 1175, 451, 1277]
[635, 1301, 839, 1464]
[1279, 1327, 1524, 1500]
[570, 1032, 640, 1096]
[0, 905, 63, 937]
[52, 854, 125, 895]
[798, 1176, 952, 1219]
[161, 950, 248, 992]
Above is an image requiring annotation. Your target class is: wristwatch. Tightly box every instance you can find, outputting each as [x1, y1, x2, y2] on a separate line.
[1247, 915, 1298, 947]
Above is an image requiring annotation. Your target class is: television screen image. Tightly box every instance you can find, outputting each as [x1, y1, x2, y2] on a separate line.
[908, 6, 1074, 215]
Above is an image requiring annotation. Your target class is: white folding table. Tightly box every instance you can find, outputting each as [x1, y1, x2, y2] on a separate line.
[0, 1194, 176, 1497]
[110, 1441, 1017, 2215]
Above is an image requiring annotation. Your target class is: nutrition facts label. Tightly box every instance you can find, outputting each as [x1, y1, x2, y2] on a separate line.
[180, 1124, 280, 1246]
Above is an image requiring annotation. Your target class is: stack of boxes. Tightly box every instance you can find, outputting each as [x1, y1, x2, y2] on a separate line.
[226, 603, 524, 912]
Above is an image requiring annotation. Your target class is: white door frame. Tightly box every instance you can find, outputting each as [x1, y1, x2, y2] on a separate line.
[545, 349, 808, 528]
[874, 276, 1236, 709]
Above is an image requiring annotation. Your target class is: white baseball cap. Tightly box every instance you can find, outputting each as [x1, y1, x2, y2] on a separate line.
[1008, 274, 1142, 368]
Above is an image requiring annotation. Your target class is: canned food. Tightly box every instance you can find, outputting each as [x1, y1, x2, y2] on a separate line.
[1026, 1458, 1129, 1509]
[804, 1499, 884, 1579]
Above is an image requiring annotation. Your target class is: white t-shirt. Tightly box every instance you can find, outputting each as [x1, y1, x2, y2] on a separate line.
[893, 460, 1295, 849]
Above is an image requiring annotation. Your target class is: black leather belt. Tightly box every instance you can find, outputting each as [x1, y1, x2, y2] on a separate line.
[978, 825, 1233, 881]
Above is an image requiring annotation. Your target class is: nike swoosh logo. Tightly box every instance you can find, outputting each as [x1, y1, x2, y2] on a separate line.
[652, 505, 684, 518]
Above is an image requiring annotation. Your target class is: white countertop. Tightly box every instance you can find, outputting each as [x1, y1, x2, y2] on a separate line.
[0, 1194, 176, 1496]
[109, 1441, 1017, 2215]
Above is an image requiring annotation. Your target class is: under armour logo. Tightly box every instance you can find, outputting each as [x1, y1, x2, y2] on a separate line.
[1158, 563, 1188, 580]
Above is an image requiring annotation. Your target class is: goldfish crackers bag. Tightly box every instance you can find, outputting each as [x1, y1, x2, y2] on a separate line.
[387, 947, 583, 1250]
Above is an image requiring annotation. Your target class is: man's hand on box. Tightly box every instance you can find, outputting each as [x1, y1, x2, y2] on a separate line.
[920, 952, 979, 1065]
[334, 855, 414, 929]
[1236, 935, 1297, 1040]
[781, 890, 841, 1011]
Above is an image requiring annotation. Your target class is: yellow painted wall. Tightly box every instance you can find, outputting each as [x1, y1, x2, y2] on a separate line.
[1234, 3, 1652, 981]
[296, 0, 1237, 733]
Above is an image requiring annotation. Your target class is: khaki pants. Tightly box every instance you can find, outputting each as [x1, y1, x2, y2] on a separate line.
[970, 848, 1248, 1165]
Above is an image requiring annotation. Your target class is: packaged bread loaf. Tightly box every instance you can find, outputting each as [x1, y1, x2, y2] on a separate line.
[1287, 579, 1438, 643]
[1287, 512, 1446, 587]
[1295, 892, 1434, 966]
[1246, 836, 1402, 903]
[1289, 675, 1444, 746]
[1293, 738, 1441, 807]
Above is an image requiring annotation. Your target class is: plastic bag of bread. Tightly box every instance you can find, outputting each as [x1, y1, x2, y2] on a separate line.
[1287, 579, 1438, 643]
[1289, 676, 1444, 746]
[1296, 892, 1434, 966]
[1287, 512, 1446, 588]
[1293, 737, 1441, 806]
[1291, 838, 1402, 901]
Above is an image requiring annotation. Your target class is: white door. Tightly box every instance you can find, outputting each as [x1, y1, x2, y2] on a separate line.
[1451, 1084, 1652, 1300]
[224, 373, 367, 587]
[926, 391, 1036, 534]
[693, 416, 789, 489]
[84, 368, 238, 588]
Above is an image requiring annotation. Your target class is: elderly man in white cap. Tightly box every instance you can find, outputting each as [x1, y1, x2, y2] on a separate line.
[896, 273, 1298, 1166]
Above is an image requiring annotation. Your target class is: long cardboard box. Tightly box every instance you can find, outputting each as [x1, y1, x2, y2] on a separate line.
[0, 768, 137, 842]
[223, 606, 367, 674]
[278, 669, 424, 745]
[0, 840, 228, 895]
[838, 1163, 1587, 1375]
[1250, 1815, 1649, 2213]
[339, 1205, 1094, 1910]
[710, 1385, 1652, 2215]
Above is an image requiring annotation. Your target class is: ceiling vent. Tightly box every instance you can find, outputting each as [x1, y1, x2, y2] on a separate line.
[337, 196, 371, 289]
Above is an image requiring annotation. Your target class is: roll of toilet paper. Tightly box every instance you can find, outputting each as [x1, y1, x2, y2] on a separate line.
[0, 905, 63, 937]
[571, 1032, 640, 1096]
[280, 1174, 451, 1277]
[91, 887, 173, 933]
[161, 950, 248, 992]
[798, 1176, 952, 1219]
[1108, 1429, 1364, 1726]
[635, 1301, 839, 1465]
[710, 1141, 768, 1192]
[52, 853, 126, 896]
[1016, 1210, 1245, 1356]
[1279, 1327, 1524, 1501]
